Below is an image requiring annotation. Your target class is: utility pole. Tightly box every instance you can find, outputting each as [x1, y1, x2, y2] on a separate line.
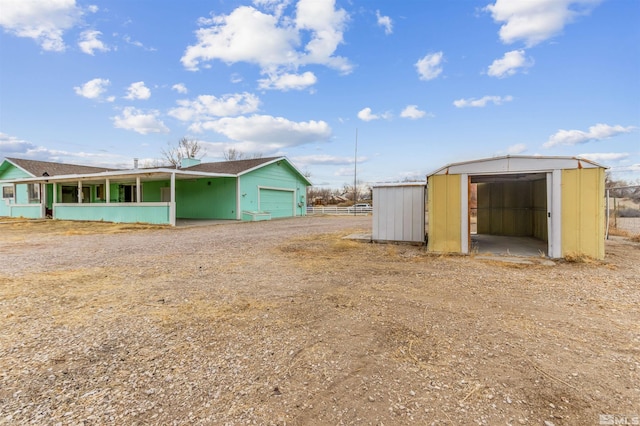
[354, 128, 358, 216]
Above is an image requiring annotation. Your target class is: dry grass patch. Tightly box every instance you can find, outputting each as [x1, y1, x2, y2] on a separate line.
[0, 219, 167, 241]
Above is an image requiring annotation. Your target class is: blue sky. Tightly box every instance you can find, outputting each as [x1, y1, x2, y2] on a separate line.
[1, 0, 638, 188]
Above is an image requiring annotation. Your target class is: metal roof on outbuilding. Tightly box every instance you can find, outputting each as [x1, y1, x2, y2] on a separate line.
[428, 155, 606, 177]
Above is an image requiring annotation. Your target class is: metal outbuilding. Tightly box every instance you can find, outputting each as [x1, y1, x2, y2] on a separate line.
[426, 155, 607, 259]
[372, 182, 426, 244]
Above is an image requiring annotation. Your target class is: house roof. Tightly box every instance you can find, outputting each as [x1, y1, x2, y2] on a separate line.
[2, 156, 312, 186]
[428, 155, 607, 177]
[5, 157, 117, 177]
[184, 157, 281, 174]
[185, 156, 312, 185]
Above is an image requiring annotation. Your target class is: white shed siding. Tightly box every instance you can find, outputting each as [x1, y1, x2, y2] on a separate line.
[373, 183, 426, 243]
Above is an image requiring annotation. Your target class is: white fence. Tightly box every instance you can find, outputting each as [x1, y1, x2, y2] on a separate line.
[607, 185, 640, 236]
[306, 206, 372, 215]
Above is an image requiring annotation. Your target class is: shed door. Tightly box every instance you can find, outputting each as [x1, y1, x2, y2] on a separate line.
[259, 188, 294, 218]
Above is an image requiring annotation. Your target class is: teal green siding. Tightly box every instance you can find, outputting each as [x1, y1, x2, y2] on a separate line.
[0, 162, 32, 180]
[55, 204, 170, 224]
[1, 184, 14, 216]
[239, 162, 308, 218]
[176, 177, 237, 219]
[14, 184, 30, 204]
[5, 204, 42, 219]
[142, 180, 167, 202]
[0, 161, 42, 217]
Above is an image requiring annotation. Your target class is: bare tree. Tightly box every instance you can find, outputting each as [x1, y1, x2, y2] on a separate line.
[342, 180, 371, 204]
[162, 137, 204, 167]
[139, 158, 164, 168]
[223, 148, 263, 161]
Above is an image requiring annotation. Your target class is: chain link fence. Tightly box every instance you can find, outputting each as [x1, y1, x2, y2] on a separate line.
[607, 185, 640, 238]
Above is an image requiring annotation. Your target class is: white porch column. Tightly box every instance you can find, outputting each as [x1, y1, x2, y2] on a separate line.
[105, 178, 110, 203]
[548, 170, 563, 258]
[78, 181, 83, 203]
[170, 172, 176, 226]
[40, 183, 46, 218]
[52, 182, 57, 204]
[136, 176, 141, 203]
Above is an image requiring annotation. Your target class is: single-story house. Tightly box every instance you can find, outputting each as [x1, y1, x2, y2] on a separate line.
[0, 156, 311, 226]
[427, 155, 607, 259]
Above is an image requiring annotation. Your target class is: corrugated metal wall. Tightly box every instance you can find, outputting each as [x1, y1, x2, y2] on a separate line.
[372, 185, 425, 243]
[427, 174, 461, 253]
[476, 179, 547, 240]
[561, 168, 605, 259]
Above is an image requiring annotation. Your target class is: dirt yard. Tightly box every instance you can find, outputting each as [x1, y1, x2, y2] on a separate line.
[0, 216, 638, 425]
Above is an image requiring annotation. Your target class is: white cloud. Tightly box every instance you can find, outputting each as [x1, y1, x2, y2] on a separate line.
[195, 115, 331, 148]
[124, 81, 151, 100]
[292, 154, 354, 166]
[578, 152, 630, 162]
[112, 107, 169, 135]
[507, 143, 527, 154]
[376, 10, 392, 35]
[183, 6, 294, 71]
[415, 52, 443, 81]
[0, 0, 83, 51]
[400, 105, 426, 119]
[122, 35, 156, 51]
[612, 163, 640, 174]
[181, 1, 351, 84]
[453, 95, 513, 108]
[168, 93, 260, 122]
[543, 123, 636, 148]
[487, 50, 532, 78]
[295, 0, 350, 71]
[485, 0, 601, 47]
[73, 78, 112, 100]
[258, 71, 317, 91]
[172, 83, 188, 94]
[252, 0, 291, 19]
[357, 107, 385, 122]
[0, 132, 37, 153]
[78, 29, 109, 55]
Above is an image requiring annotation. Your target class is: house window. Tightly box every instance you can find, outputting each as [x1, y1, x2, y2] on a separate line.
[2, 186, 14, 199]
[28, 184, 40, 202]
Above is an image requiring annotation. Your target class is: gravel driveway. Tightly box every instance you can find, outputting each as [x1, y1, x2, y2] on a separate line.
[1, 216, 638, 425]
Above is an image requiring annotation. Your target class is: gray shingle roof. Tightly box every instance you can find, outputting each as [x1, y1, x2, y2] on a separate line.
[6, 157, 118, 177]
[183, 157, 281, 174]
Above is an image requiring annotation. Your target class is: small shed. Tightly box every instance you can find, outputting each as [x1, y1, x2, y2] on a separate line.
[372, 182, 426, 244]
[427, 155, 607, 259]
